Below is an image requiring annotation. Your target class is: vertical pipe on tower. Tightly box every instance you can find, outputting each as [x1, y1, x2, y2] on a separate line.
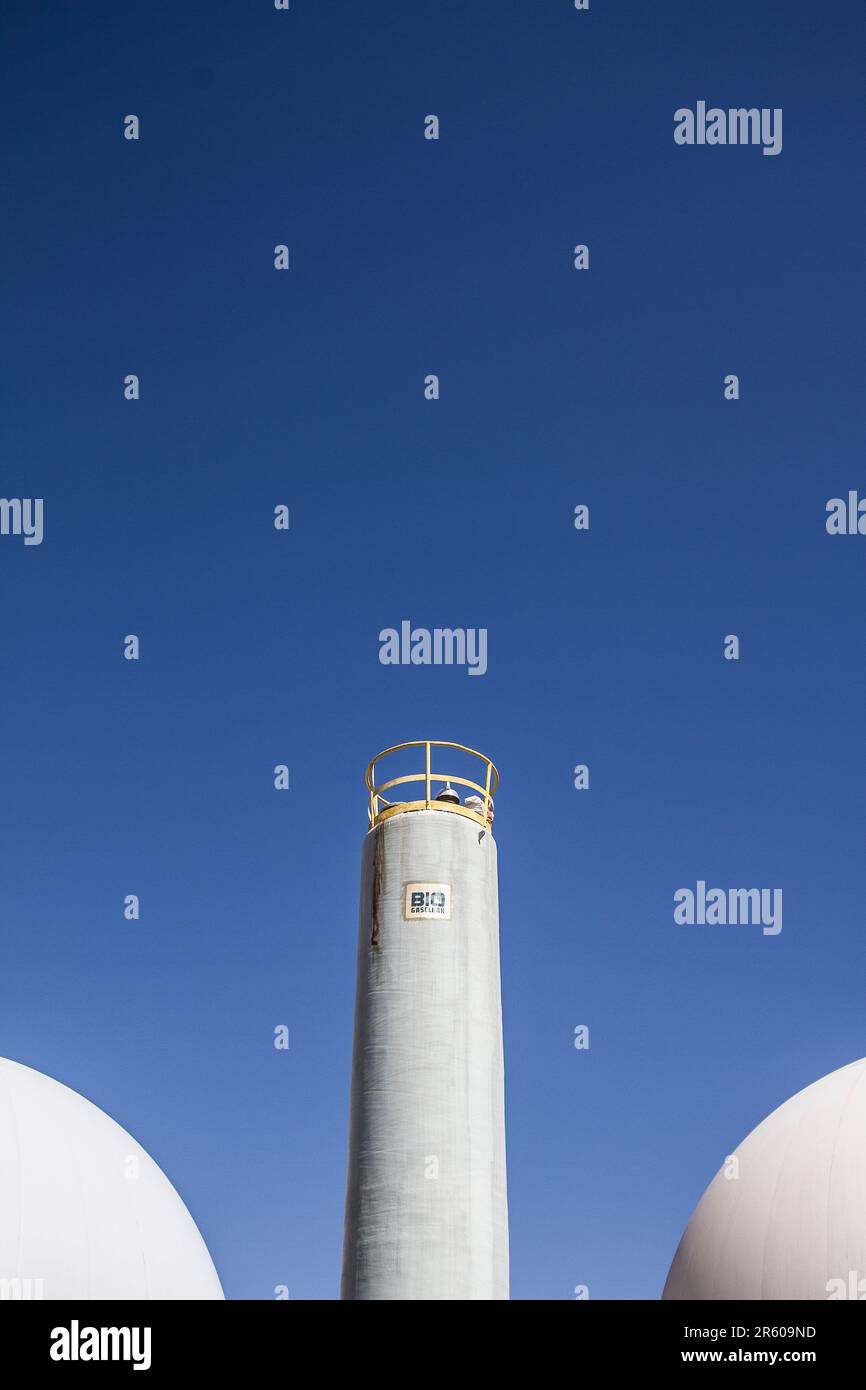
[340, 766, 509, 1300]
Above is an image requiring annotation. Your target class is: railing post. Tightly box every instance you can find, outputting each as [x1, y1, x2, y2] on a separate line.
[425, 741, 431, 808]
[483, 758, 492, 824]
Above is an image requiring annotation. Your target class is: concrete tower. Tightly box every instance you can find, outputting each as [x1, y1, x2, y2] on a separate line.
[341, 741, 509, 1300]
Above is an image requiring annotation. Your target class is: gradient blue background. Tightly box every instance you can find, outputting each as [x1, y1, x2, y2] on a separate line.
[2, 0, 864, 1299]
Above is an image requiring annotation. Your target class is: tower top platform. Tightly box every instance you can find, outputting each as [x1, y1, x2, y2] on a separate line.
[365, 740, 498, 830]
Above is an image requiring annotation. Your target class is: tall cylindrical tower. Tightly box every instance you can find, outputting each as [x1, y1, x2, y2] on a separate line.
[341, 741, 509, 1300]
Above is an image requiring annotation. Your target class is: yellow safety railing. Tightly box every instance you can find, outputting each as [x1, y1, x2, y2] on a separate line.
[365, 740, 498, 830]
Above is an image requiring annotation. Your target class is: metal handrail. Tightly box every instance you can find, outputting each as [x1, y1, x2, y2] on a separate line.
[365, 740, 498, 830]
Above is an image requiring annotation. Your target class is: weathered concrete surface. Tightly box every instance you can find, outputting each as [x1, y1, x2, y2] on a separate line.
[341, 810, 509, 1300]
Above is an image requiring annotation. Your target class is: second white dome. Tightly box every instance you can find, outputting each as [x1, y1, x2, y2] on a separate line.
[664, 1057, 866, 1300]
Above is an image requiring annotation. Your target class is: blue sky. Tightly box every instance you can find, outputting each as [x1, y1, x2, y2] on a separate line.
[1, 0, 865, 1299]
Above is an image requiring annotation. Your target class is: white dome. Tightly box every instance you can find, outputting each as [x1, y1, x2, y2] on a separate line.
[664, 1057, 866, 1300]
[0, 1057, 223, 1299]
